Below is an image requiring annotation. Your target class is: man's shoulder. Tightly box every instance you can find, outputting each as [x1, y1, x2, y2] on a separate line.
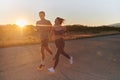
[36, 20, 41, 24]
[44, 19, 52, 25]
[36, 19, 51, 23]
[45, 19, 51, 23]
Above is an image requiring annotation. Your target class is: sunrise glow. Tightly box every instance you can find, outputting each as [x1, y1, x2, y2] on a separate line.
[16, 19, 28, 28]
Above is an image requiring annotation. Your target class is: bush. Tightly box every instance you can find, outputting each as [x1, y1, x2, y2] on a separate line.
[65, 25, 120, 33]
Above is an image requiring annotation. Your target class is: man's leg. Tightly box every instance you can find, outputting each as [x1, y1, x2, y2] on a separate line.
[38, 45, 45, 70]
[44, 39, 53, 55]
[41, 46, 45, 61]
[45, 46, 53, 55]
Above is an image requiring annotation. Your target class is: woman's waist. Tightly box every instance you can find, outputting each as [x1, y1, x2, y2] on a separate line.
[55, 35, 64, 39]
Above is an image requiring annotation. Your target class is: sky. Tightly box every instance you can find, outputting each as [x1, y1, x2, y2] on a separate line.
[0, 0, 120, 26]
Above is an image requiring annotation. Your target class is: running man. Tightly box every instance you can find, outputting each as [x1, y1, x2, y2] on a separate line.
[36, 11, 53, 70]
[48, 17, 73, 73]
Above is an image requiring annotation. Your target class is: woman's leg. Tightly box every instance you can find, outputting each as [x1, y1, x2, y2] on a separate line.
[48, 48, 60, 73]
[60, 39, 73, 64]
[60, 47, 73, 64]
[60, 48, 70, 59]
[53, 49, 60, 69]
[59, 38, 70, 59]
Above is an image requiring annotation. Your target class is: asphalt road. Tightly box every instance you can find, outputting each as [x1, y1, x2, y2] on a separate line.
[0, 35, 120, 80]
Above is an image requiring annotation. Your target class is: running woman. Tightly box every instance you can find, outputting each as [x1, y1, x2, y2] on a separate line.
[36, 11, 53, 70]
[48, 17, 73, 73]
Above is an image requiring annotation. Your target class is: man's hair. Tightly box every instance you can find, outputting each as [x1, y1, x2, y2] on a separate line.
[39, 11, 45, 15]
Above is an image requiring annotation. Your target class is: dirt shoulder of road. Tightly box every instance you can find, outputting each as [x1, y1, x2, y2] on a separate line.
[65, 31, 120, 40]
[0, 31, 120, 48]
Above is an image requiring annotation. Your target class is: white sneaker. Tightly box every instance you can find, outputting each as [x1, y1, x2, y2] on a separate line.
[70, 56, 73, 64]
[48, 67, 55, 73]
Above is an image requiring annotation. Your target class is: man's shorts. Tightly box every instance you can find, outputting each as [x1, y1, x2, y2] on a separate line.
[41, 39, 49, 47]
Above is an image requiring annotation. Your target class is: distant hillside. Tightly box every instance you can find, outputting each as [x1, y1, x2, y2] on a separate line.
[109, 23, 120, 27]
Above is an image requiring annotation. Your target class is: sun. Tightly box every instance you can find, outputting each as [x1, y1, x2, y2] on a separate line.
[16, 19, 28, 28]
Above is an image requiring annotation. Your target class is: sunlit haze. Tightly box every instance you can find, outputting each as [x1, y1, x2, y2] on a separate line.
[16, 19, 28, 28]
[0, 0, 120, 26]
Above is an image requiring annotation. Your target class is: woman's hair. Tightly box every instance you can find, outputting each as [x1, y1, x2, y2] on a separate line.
[56, 17, 65, 24]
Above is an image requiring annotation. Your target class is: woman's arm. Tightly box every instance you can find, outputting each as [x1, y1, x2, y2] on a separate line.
[63, 26, 67, 32]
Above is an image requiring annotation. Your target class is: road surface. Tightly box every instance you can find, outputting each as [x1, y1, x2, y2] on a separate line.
[0, 35, 120, 80]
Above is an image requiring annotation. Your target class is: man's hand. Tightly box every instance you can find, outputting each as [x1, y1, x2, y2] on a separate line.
[33, 26, 37, 31]
[34, 27, 37, 31]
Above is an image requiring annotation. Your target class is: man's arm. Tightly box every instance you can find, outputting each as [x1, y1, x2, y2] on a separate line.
[33, 21, 39, 31]
[48, 21, 52, 32]
[48, 21, 54, 40]
[34, 26, 37, 31]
